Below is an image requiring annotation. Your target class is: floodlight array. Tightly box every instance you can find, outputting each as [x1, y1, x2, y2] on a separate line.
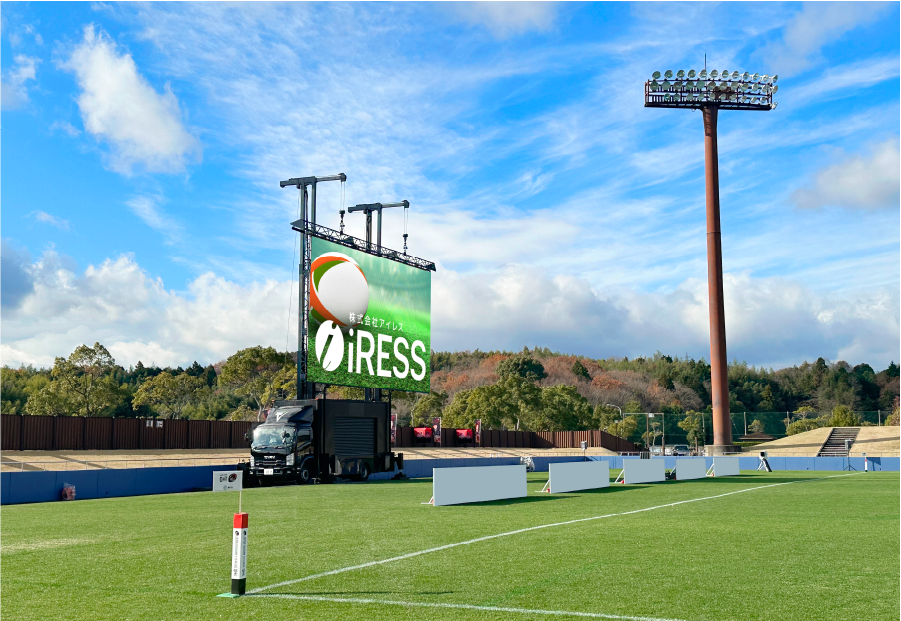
[645, 69, 778, 110]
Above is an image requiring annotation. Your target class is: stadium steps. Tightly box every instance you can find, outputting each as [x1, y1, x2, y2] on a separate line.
[816, 427, 860, 457]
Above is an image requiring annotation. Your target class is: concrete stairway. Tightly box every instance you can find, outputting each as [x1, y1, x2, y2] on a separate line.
[817, 427, 860, 457]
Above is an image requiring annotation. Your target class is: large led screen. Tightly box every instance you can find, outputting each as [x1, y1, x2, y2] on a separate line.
[307, 237, 431, 392]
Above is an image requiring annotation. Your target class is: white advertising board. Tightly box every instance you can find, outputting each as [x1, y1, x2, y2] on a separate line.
[674, 457, 707, 480]
[622, 458, 666, 484]
[432, 465, 526, 506]
[712, 457, 740, 477]
[213, 470, 243, 492]
[547, 461, 610, 493]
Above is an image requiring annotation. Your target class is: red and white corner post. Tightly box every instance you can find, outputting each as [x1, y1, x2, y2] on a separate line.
[231, 513, 249, 595]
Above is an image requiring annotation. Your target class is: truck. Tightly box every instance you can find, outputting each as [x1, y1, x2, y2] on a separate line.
[241, 399, 404, 485]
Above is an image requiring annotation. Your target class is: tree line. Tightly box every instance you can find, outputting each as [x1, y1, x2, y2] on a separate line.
[2, 343, 899, 449]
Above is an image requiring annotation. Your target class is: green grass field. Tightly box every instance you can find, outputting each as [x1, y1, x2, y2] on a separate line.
[2, 470, 898, 620]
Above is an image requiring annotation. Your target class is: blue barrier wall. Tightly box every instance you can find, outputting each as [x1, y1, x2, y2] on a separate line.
[3, 455, 898, 505]
[1, 464, 238, 506]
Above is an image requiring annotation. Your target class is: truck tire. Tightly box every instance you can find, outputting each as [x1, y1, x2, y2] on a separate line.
[359, 463, 371, 481]
[297, 464, 312, 485]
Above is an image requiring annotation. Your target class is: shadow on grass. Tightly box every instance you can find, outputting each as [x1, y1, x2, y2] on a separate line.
[459, 494, 570, 506]
[535, 484, 652, 495]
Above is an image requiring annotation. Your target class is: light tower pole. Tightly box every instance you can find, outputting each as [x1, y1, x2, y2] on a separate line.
[645, 68, 778, 453]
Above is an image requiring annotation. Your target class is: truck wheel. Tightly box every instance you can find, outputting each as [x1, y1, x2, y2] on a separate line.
[360, 463, 371, 481]
[297, 465, 312, 485]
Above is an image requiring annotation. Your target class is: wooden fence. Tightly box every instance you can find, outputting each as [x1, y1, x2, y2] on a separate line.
[392, 426, 641, 453]
[2, 415, 641, 453]
[1, 415, 253, 451]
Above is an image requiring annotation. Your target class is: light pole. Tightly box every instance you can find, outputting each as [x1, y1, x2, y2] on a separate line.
[645, 68, 778, 454]
[606, 403, 623, 431]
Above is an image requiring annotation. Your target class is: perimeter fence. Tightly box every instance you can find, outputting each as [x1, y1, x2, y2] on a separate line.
[0, 415, 253, 452]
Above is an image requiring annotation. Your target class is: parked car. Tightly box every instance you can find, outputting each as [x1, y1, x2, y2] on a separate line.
[671, 444, 691, 456]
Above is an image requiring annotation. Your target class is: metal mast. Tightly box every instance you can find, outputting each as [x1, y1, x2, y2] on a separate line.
[346, 201, 409, 254]
[280, 173, 346, 400]
[645, 68, 779, 453]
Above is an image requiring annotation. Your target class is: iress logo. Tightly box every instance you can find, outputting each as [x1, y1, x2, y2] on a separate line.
[315, 320, 427, 380]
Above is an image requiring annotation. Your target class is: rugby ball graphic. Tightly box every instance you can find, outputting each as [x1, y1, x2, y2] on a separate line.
[310, 252, 369, 328]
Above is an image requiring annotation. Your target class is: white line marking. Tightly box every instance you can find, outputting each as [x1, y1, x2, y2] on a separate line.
[248, 593, 688, 621]
[250, 472, 860, 594]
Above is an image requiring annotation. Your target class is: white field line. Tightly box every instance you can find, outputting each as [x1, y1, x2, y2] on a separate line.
[249, 593, 689, 621]
[249, 472, 860, 594]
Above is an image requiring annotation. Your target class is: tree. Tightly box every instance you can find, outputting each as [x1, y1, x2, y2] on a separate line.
[793, 405, 817, 419]
[786, 418, 824, 436]
[623, 399, 642, 414]
[228, 405, 258, 421]
[532, 384, 592, 431]
[828, 404, 861, 427]
[642, 421, 662, 449]
[572, 360, 591, 381]
[608, 415, 639, 440]
[444, 376, 541, 430]
[749, 419, 765, 434]
[495, 355, 547, 383]
[885, 396, 899, 426]
[411, 391, 448, 427]
[186, 361, 205, 377]
[677, 410, 705, 451]
[219, 346, 291, 419]
[201, 365, 218, 388]
[758, 385, 776, 411]
[593, 404, 620, 432]
[27, 343, 122, 417]
[441, 388, 476, 430]
[25, 382, 73, 417]
[132, 372, 205, 419]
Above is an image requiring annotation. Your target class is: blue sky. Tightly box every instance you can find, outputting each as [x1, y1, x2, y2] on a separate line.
[2, 1, 899, 371]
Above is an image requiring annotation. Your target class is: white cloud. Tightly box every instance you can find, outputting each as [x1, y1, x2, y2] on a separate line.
[788, 57, 900, 104]
[1, 54, 39, 110]
[792, 139, 900, 210]
[49, 121, 82, 137]
[126, 195, 181, 243]
[0, 251, 293, 369]
[1, 251, 896, 371]
[446, 2, 559, 38]
[762, 3, 889, 76]
[433, 265, 900, 370]
[30, 211, 71, 230]
[60, 24, 200, 174]
[1, 240, 35, 310]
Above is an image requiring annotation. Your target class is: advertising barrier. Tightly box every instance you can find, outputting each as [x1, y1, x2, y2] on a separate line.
[711, 456, 740, 476]
[674, 457, 707, 480]
[430, 465, 526, 506]
[544, 461, 610, 493]
[620, 458, 666, 484]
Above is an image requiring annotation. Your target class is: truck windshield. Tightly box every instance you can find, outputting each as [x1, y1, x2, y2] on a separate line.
[252, 426, 295, 449]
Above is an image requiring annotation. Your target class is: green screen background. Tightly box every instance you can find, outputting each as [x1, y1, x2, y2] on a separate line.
[307, 237, 431, 392]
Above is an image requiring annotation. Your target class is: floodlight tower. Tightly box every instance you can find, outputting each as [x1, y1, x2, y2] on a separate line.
[280, 173, 347, 400]
[645, 68, 778, 453]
